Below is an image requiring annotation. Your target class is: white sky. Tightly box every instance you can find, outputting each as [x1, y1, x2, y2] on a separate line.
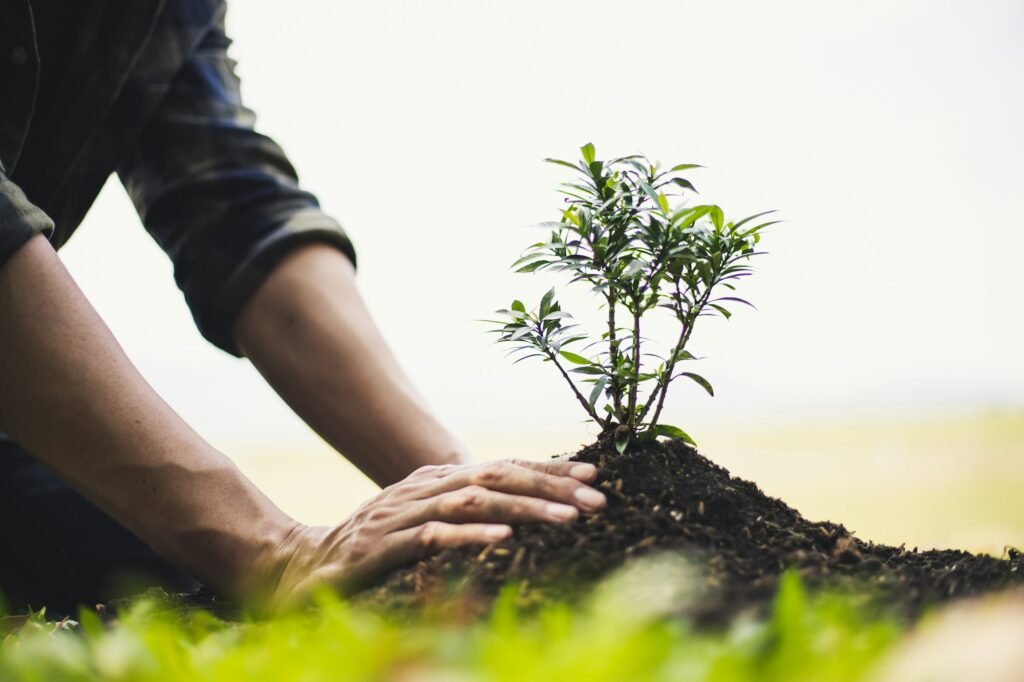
[60, 0, 1024, 462]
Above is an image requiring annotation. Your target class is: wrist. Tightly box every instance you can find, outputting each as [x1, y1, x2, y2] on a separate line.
[256, 522, 336, 611]
[232, 514, 307, 605]
[144, 452, 304, 605]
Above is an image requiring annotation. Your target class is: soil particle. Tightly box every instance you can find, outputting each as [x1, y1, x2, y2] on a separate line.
[357, 438, 1024, 626]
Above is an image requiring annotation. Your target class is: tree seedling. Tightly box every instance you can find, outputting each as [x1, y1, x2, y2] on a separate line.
[488, 143, 776, 453]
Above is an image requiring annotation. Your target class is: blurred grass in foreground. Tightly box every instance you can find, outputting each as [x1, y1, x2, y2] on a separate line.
[0, 569, 900, 682]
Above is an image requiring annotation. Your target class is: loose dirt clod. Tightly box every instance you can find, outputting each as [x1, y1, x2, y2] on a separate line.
[358, 438, 1024, 626]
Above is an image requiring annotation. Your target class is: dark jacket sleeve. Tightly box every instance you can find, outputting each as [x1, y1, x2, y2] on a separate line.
[0, 169, 54, 269]
[117, 7, 356, 356]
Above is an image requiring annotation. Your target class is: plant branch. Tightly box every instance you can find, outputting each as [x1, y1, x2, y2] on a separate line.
[643, 315, 692, 428]
[640, 279, 706, 426]
[625, 300, 642, 430]
[605, 289, 623, 422]
[546, 349, 607, 427]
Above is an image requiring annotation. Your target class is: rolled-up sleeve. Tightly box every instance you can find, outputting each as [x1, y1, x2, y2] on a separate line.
[117, 8, 355, 356]
[0, 170, 54, 269]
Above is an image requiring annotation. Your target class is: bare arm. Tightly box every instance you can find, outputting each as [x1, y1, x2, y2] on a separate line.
[233, 244, 468, 487]
[0, 235, 295, 599]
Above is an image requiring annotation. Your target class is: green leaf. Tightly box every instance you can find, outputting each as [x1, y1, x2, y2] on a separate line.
[516, 260, 551, 273]
[671, 177, 698, 193]
[672, 205, 712, 228]
[670, 163, 704, 172]
[588, 376, 608, 408]
[559, 350, 590, 365]
[614, 429, 630, 454]
[622, 258, 645, 278]
[671, 349, 696, 363]
[639, 182, 660, 204]
[539, 288, 556, 318]
[563, 208, 582, 227]
[652, 423, 697, 445]
[738, 220, 782, 238]
[657, 193, 670, 213]
[679, 372, 714, 396]
[638, 427, 659, 442]
[731, 209, 777, 231]
[712, 296, 757, 310]
[571, 365, 607, 375]
[544, 158, 581, 171]
[709, 205, 724, 231]
[510, 253, 548, 269]
[512, 353, 545, 365]
[509, 326, 533, 342]
[511, 300, 526, 313]
[558, 335, 589, 347]
[581, 142, 596, 165]
[709, 303, 732, 319]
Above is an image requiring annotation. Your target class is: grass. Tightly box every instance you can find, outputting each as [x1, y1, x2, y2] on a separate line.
[1, 568, 902, 682]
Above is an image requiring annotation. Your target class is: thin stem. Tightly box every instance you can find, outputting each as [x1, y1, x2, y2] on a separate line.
[546, 350, 607, 427]
[644, 314, 692, 428]
[641, 250, 728, 426]
[625, 300, 642, 430]
[605, 288, 623, 422]
[639, 279, 699, 426]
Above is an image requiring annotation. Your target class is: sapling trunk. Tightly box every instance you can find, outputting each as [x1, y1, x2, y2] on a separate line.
[605, 290, 623, 425]
[625, 306, 642, 430]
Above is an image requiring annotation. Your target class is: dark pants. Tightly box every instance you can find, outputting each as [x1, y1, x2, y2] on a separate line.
[0, 439, 199, 617]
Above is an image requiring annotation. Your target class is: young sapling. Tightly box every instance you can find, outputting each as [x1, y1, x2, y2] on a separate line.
[488, 143, 776, 452]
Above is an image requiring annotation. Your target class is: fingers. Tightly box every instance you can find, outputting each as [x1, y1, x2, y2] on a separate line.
[408, 460, 607, 512]
[369, 522, 513, 577]
[291, 522, 513, 601]
[512, 458, 600, 484]
[407, 459, 599, 484]
[394, 485, 584, 529]
[275, 459, 606, 609]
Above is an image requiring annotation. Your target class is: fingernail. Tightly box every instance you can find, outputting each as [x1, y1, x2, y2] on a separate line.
[546, 503, 578, 521]
[569, 463, 597, 481]
[573, 487, 607, 510]
[486, 525, 511, 541]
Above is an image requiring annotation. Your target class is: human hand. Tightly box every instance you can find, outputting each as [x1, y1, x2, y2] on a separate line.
[263, 458, 605, 609]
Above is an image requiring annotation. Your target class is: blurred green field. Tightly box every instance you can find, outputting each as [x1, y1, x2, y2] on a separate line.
[1, 571, 901, 682]
[235, 410, 1024, 556]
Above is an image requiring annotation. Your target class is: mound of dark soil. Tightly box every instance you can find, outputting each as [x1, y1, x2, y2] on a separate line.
[357, 438, 1024, 625]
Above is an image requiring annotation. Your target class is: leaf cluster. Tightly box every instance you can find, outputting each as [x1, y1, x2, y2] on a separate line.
[489, 143, 776, 451]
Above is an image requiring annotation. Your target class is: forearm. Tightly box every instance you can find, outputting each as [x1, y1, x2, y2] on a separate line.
[0, 236, 296, 598]
[233, 244, 467, 488]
